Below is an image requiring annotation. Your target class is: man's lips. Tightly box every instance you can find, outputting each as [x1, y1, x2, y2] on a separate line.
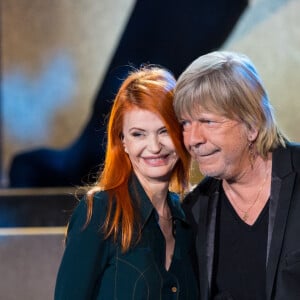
[192, 149, 219, 157]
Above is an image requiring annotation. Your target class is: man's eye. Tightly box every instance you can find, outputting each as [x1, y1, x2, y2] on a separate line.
[181, 120, 191, 129]
[200, 119, 215, 125]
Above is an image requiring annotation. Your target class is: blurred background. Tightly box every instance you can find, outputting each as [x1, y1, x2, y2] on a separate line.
[0, 0, 299, 299]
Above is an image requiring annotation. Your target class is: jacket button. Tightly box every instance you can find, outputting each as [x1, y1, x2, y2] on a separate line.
[171, 286, 177, 293]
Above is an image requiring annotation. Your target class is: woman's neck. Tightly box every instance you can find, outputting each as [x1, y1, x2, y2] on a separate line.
[135, 174, 169, 213]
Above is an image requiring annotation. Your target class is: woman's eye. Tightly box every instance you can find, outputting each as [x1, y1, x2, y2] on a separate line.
[131, 131, 144, 137]
[159, 128, 168, 135]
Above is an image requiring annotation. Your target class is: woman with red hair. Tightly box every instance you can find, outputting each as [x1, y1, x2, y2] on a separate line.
[55, 66, 198, 299]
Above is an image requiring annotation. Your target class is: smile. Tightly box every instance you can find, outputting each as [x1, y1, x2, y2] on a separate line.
[193, 149, 219, 159]
[142, 154, 172, 165]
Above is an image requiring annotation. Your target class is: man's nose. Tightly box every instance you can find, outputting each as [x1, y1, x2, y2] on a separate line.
[184, 122, 205, 150]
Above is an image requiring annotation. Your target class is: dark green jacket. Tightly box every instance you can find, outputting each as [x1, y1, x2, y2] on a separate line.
[55, 176, 198, 299]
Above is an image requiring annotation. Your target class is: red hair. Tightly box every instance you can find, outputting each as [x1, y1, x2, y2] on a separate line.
[86, 66, 190, 251]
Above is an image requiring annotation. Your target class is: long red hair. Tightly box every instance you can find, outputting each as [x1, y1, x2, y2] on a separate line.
[86, 66, 190, 251]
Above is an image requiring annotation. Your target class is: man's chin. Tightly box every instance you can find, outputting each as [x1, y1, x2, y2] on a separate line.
[198, 168, 220, 179]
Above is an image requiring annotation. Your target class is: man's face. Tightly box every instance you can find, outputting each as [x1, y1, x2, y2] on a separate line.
[179, 107, 251, 181]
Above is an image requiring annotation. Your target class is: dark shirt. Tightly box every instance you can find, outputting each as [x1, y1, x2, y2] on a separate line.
[55, 176, 198, 299]
[211, 187, 269, 300]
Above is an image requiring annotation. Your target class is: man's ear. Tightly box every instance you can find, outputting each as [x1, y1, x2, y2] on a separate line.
[247, 126, 259, 142]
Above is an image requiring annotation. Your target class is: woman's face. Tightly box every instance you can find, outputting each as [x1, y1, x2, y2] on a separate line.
[122, 108, 178, 184]
[179, 106, 255, 181]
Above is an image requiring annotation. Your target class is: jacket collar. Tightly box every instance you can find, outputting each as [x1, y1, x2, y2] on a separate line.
[189, 177, 220, 300]
[128, 174, 187, 230]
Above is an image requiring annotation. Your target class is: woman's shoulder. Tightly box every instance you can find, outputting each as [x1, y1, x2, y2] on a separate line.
[69, 190, 111, 228]
[91, 190, 111, 207]
[75, 190, 109, 209]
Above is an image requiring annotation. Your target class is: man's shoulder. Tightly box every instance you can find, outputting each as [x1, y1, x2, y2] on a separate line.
[275, 142, 300, 171]
[184, 177, 217, 205]
[191, 176, 218, 194]
[290, 143, 300, 172]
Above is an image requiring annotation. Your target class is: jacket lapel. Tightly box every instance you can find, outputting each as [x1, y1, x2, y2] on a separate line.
[266, 145, 296, 299]
[191, 179, 220, 300]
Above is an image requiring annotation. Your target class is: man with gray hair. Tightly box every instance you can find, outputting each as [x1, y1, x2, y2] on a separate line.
[174, 51, 300, 300]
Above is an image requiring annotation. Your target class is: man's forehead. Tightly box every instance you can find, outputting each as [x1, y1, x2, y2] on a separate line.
[180, 104, 218, 117]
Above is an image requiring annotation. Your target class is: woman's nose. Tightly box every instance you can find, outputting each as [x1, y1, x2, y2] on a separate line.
[148, 135, 162, 152]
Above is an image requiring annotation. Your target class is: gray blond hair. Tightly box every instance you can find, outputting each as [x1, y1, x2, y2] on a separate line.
[174, 51, 287, 157]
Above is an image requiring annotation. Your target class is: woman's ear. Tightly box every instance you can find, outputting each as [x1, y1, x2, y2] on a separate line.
[121, 134, 128, 153]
